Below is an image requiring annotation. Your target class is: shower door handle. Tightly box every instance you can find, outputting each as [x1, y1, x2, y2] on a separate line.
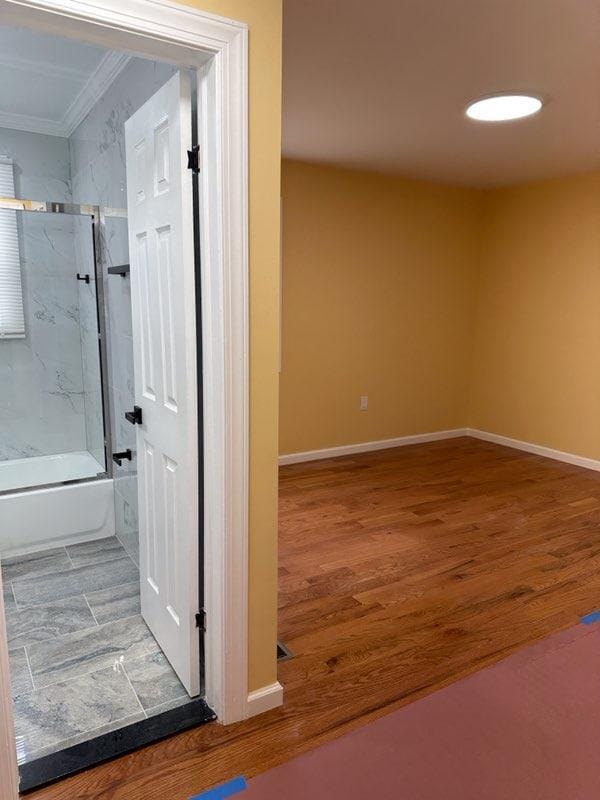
[112, 449, 132, 466]
[125, 405, 143, 425]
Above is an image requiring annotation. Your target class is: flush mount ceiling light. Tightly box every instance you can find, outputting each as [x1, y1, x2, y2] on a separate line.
[466, 94, 543, 122]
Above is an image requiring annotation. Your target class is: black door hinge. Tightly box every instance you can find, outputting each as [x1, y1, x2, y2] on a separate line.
[125, 405, 143, 426]
[187, 145, 200, 175]
[195, 609, 206, 631]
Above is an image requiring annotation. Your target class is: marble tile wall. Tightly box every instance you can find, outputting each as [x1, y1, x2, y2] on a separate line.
[0, 129, 87, 461]
[68, 58, 176, 562]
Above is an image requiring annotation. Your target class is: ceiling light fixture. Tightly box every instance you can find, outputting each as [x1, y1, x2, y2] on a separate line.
[466, 94, 543, 122]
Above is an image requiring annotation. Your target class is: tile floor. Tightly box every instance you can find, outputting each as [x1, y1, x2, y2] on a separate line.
[1, 537, 193, 764]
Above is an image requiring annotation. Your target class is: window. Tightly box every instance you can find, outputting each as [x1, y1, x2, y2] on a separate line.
[0, 157, 25, 338]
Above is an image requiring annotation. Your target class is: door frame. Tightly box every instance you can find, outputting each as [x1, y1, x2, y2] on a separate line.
[0, 0, 250, 746]
[0, 573, 19, 800]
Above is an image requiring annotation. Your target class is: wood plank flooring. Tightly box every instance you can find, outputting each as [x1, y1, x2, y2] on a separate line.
[28, 437, 600, 799]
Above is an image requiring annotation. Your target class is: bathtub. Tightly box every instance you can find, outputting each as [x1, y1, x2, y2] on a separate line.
[0, 452, 115, 557]
[0, 451, 106, 494]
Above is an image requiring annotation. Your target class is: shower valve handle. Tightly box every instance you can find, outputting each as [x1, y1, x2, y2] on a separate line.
[125, 405, 143, 425]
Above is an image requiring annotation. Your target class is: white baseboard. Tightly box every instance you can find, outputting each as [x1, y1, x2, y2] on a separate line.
[246, 681, 283, 717]
[279, 426, 600, 473]
[279, 429, 469, 466]
[467, 428, 600, 472]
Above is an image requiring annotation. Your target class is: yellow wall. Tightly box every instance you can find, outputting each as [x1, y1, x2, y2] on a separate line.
[470, 173, 600, 459]
[182, 0, 282, 692]
[281, 162, 600, 465]
[280, 160, 483, 455]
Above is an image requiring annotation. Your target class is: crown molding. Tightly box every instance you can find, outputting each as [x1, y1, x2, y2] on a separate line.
[62, 50, 131, 136]
[0, 50, 131, 138]
[0, 110, 65, 137]
[0, 51, 85, 82]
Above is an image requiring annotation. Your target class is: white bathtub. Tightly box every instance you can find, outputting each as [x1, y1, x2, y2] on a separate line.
[0, 452, 115, 557]
[0, 451, 105, 493]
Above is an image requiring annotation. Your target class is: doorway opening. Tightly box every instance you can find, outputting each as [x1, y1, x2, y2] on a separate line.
[0, 22, 210, 790]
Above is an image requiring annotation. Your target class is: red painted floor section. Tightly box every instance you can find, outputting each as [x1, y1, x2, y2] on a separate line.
[245, 623, 600, 799]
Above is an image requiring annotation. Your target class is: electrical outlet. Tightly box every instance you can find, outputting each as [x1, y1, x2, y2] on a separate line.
[360, 396, 368, 411]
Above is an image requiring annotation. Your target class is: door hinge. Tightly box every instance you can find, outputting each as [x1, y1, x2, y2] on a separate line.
[195, 610, 206, 631]
[187, 145, 200, 175]
[125, 405, 143, 426]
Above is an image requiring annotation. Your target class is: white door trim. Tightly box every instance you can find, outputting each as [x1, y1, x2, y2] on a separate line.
[0, 573, 19, 800]
[0, 0, 250, 739]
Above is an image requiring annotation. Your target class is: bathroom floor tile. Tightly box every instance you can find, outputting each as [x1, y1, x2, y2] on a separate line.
[13, 666, 143, 760]
[1, 547, 71, 583]
[6, 543, 197, 766]
[9, 648, 33, 698]
[125, 651, 187, 711]
[65, 537, 128, 568]
[3, 580, 16, 612]
[12, 556, 139, 607]
[27, 614, 160, 687]
[85, 581, 140, 624]
[6, 596, 96, 651]
[24, 710, 146, 764]
[145, 693, 192, 718]
[116, 530, 139, 567]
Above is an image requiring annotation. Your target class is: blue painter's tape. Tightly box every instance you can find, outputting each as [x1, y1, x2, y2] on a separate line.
[190, 776, 247, 800]
[581, 610, 600, 625]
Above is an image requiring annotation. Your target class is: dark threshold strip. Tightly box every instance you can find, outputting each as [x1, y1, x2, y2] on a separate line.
[19, 697, 216, 793]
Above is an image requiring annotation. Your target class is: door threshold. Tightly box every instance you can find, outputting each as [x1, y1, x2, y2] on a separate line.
[19, 697, 216, 793]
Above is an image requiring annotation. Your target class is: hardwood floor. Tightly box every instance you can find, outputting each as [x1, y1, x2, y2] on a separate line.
[28, 437, 600, 799]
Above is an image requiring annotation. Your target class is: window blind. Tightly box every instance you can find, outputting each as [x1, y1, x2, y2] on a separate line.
[0, 157, 25, 339]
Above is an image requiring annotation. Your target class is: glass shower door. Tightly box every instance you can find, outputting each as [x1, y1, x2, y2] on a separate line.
[0, 203, 108, 493]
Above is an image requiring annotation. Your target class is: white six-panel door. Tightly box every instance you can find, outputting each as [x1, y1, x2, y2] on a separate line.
[124, 71, 200, 696]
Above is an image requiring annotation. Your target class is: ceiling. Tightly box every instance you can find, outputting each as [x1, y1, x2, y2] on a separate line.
[0, 27, 130, 138]
[283, 0, 600, 187]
